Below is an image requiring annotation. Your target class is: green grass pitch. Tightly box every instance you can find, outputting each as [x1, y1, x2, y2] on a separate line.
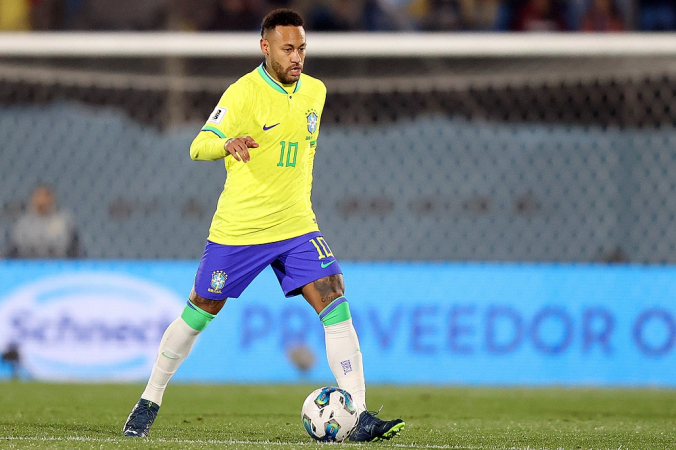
[1, 382, 675, 449]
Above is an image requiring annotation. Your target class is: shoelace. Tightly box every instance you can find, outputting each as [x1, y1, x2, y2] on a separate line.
[364, 405, 384, 418]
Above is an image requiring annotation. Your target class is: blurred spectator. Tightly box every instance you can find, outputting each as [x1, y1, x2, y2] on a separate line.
[166, 0, 217, 31]
[638, 0, 676, 31]
[202, 0, 266, 31]
[71, 0, 168, 30]
[31, 0, 66, 30]
[0, 0, 81, 30]
[0, 0, 31, 30]
[413, 0, 502, 30]
[580, 0, 626, 31]
[363, 0, 404, 30]
[60, 0, 84, 29]
[373, 0, 417, 29]
[6, 185, 82, 259]
[461, 0, 502, 30]
[307, 0, 368, 30]
[418, 0, 463, 30]
[490, 0, 522, 30]
[511, 0, 568, 31]
[306, 0, 400, 31]
[1, 342, 22, 380]
[406, 0, 427, 23]
[8, 0, 676, 32]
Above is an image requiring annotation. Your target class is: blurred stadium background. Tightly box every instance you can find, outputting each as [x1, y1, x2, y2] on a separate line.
[1, 0, 676, 387]
[2, 33, 676, 262]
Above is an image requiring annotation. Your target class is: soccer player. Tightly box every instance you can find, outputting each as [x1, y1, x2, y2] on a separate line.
[122, 8, 405, 442]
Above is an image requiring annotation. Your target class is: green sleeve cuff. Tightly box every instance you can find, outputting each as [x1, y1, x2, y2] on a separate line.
[201, 125, 226, 139]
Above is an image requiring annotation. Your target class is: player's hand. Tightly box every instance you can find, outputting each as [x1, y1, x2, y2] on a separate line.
[225, 136, 259, 163]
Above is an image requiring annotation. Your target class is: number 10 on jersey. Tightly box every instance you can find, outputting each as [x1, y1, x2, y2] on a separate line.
[277, 141, 298, 167]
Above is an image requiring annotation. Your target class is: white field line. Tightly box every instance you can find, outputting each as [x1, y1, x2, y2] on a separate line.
[0, 436, 630, 450]
[3, 436, 451, 448]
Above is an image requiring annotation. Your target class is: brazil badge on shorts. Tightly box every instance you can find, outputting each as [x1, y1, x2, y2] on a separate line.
[209, 270, 227, 294]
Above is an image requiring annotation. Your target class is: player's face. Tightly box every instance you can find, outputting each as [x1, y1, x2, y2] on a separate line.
[261, 25, 306, 84]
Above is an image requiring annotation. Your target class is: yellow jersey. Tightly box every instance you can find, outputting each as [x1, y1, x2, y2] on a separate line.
[189, 64, 326, 245]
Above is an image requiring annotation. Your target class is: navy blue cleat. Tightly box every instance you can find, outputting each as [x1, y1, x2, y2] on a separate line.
[123, 398, 160, 437]
[348, 410, 405, 442]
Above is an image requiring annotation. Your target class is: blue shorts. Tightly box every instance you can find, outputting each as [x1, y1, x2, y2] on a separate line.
[193, 231, 342, 300]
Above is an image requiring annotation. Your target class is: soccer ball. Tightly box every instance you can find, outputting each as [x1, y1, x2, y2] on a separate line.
[301, 386, 358, 442]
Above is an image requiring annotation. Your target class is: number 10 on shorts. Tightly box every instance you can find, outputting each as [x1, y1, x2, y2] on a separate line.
[310, 237, 333, 259]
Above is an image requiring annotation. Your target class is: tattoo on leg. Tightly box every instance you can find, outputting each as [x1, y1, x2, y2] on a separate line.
[189, 290, 225, 314]
[313, 275, 345, 305]
[192, 297, 221, 310]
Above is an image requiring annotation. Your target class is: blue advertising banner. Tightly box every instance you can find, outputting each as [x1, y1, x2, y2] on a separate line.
[0, 261, 674, 385]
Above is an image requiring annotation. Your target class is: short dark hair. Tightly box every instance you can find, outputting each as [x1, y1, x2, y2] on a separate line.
[261, 8, 304, 37]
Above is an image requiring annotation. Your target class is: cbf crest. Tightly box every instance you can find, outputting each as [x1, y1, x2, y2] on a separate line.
[306, 109, 318, 134]
[209, 270, 227, 294]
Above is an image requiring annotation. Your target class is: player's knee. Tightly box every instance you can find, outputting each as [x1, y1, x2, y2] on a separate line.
[180, 300, 217, 331]
[318, 296, 351, 326]
[189, 289, 227, 313]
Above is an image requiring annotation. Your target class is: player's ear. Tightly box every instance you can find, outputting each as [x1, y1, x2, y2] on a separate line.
[260, 38, 269, 56]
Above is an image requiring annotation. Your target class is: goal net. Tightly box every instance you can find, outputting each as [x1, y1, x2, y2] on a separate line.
[1, 33, 676, 263]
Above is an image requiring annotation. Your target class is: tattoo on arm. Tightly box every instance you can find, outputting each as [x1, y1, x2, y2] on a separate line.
[313, 274, 345, 304]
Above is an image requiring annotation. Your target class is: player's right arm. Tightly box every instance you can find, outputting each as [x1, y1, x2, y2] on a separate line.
[190, 83, 255, 161]
[190, 133, 259, 162]
[189, 132, 227, 161]
[222, 136, 259, 163]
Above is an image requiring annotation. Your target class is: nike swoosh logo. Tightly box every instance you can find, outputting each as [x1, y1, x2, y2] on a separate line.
[321, 260, 336, 269]
[263, 123, 280, 131]
[161, 352, 179, 360]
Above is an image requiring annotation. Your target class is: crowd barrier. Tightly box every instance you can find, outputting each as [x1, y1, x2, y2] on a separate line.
[0, 260, 674, 385]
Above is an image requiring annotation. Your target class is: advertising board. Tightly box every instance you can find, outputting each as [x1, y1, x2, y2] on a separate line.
[0, 261, 673, 385]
